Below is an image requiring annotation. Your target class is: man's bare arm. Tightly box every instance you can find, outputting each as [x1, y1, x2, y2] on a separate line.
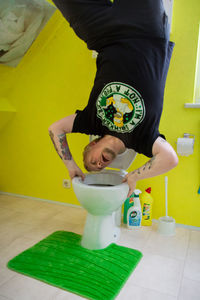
[49, 131, 72, 161]
[48, 114, 85, 180]
[123, 137, 178, 197]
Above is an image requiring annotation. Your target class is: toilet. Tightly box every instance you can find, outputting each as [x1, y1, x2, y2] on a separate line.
[72, 140, 137, 250]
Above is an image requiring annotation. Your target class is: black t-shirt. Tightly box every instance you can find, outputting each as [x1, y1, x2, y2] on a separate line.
[72, 37, 174, 157]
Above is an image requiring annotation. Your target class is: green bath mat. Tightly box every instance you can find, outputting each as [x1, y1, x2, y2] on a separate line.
[7, 231, 142, 300]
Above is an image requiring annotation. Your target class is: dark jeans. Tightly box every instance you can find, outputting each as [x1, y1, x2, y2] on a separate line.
[52, 0, 170, 50]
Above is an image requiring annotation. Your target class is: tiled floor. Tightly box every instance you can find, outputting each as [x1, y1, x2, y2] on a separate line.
[0, 194, 200, 300]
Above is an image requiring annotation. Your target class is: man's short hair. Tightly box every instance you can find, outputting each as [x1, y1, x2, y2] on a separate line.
[83, 137, 102, 171]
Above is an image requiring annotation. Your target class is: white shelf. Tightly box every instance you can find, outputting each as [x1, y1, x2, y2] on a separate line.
[184, 103, 200, 108]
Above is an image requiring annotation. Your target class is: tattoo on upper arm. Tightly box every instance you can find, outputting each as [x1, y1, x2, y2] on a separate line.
[58, 133, 72, 161]
[49, 130, 62, 160]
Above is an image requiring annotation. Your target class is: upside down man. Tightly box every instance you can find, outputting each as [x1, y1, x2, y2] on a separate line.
[48, 0, 178, 197]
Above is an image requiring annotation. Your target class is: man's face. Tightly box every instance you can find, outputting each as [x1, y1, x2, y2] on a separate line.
[84, 144, 116, 171]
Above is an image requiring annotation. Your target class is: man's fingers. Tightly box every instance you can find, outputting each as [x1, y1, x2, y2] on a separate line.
[122, 176, 128, 183]
[81, 173, 85, 181]
[127, 188, 134, 198]
[127, 190, 131, 198]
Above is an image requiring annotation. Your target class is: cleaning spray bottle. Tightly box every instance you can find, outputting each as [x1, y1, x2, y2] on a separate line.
[127, 189, 142, 228]
[123, 193, 134, 224]
[141, 187, 154, 226]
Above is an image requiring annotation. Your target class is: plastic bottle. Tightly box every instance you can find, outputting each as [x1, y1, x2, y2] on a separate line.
[127, 189, 142, 228]
[123, 193, 134, 224]
[141, 187, 154, 226]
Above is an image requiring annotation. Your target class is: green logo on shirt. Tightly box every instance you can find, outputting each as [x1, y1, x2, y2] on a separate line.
[96, 82, 145, 133]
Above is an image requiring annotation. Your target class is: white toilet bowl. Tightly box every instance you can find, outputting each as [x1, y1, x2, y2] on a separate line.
[72, 146, 137, 250]
[72, 170, 129, 250]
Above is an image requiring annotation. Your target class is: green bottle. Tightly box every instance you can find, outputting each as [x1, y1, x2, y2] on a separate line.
[123, 193, 135, 224]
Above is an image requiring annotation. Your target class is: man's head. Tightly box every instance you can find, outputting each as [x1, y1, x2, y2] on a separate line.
[83, 137, 117, 171]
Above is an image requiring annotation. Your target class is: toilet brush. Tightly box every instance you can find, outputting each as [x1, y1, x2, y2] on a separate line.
[158, 176, 176, 236]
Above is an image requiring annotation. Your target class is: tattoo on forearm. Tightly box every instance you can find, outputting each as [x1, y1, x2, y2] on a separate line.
[148, 155, 156, 169]
[49, 131, 72, 161]
[58, 133, 72, 161]
[131, 156, 156, 176]
[49, 130, 62, 160]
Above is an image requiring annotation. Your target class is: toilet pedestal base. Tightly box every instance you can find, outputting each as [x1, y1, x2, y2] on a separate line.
[81, 213, 120, 250]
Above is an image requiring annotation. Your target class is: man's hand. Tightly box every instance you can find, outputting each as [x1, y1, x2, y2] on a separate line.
[66, 160, 85, 181]
[123, 173, 137, 198]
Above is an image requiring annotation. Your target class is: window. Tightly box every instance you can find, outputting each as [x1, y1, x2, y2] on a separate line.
[193, 24, 200, 104]
[163, 0, 173, 33]
[185, 24, 200, 108]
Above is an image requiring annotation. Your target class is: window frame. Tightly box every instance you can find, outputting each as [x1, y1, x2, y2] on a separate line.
[185, 24, 200, 108]
[193, 24, 200, 104]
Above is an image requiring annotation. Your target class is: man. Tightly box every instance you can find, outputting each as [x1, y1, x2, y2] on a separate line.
[48, 0, 178, 197]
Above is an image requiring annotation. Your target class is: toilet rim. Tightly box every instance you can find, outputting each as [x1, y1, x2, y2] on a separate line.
[72, 171, 128, 189]
[72, 176, 128, 189]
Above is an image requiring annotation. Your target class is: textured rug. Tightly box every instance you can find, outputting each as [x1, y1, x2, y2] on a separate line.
[7, 231, 142, 300]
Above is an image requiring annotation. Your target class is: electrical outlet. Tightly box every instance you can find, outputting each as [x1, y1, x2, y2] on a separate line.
[63, 179, 71, 189]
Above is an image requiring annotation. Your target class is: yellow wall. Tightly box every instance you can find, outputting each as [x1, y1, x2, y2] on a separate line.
[0, 0, 200, 227]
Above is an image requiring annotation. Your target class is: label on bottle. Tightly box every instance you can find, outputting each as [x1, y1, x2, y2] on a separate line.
[142, 203, 150, 220]
[129, 210, 141, 226]
[129, 196, 134, 204]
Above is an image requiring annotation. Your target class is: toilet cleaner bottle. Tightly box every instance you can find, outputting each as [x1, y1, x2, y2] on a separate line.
[123, 193, 134, 224]
[141, 187, 154, 226]
[127, 189, 142, 229]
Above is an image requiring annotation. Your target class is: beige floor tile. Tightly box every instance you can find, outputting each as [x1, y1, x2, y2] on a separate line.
[0, 266, 16, 286]
[22, 220, 78, 241]
[51, 207, 87, 226]
[183, 231, 200, 285]
[0, 274, 60, 300]
[117, 283, 177, 300]
[73, 224, 85, 235]
[8, 207, 60, 226]
[0, 195, 43, 212]
[178, 278, 200, 300]
[183, 258, 200, 282]
[132, 252, 184, 297]
[143, 226, 190, 260]
[0, 296, 12, 300]
[0, 221, 35, 249]
[0, 208, 18, 223]
[52, 290, 84, 300]
[187, 230, 200, 263]
[117, 224, 152, 251]
[0, 236, 36, 268]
